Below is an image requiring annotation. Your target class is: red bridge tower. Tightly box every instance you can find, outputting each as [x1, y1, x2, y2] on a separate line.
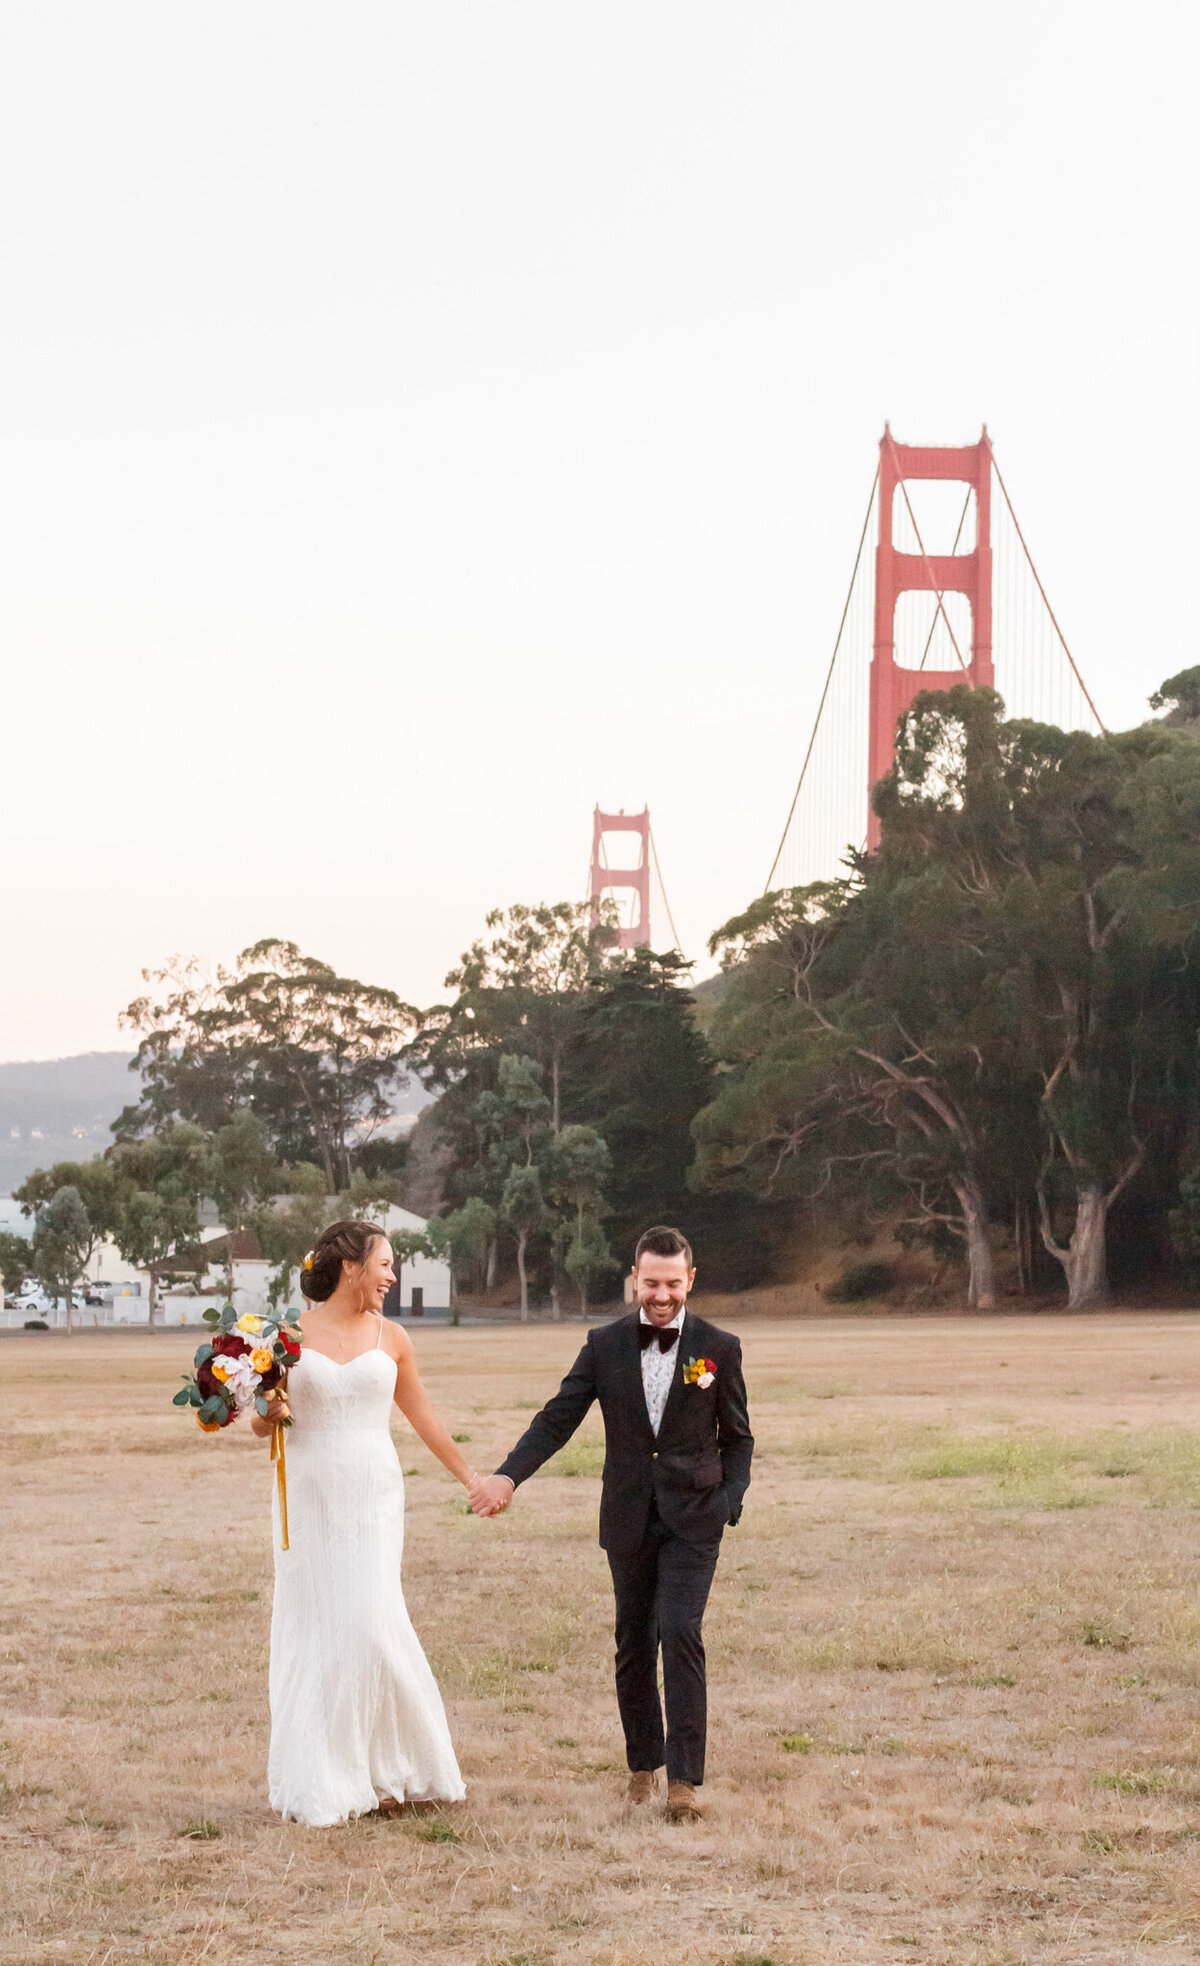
[868, 427, 994, 846]
[589, 806, 650, 949]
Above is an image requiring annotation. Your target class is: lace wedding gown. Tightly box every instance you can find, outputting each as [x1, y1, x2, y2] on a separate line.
[268, 1317, 465, 1825]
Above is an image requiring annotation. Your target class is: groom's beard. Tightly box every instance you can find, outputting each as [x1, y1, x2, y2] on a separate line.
[637, 1297, 688, 1322]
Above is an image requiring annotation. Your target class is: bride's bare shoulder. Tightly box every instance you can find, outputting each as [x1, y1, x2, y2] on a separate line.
[379, 1315, 413, 1364]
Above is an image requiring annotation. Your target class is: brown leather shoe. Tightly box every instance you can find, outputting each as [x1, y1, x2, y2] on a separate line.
[666, 1779, 705, 1822]
[625, 1769, 659, 1806]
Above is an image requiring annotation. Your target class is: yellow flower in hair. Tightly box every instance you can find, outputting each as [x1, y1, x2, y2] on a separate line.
[302, 1250, 314, 1271]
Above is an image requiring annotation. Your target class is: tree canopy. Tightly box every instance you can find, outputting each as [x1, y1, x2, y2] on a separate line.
[118, 940, 415, 1189]
[694, 683, 1200, 1308]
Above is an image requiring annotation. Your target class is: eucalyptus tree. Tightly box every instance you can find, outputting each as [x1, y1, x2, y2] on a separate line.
[544, 1123, 614, 1315]
[107, 1124, 210, 1324]
[427, 1197, 496, 1323]
[873, 685, 1200, 1306]
[696, 683, 1200, 1310]
[696, 871, 1012, 1310]
[118, 941, 416, 1188]
[410, 900, 614, 1157]
[500, 1163, 550, 1321]
[31, 1187, 94, 1332]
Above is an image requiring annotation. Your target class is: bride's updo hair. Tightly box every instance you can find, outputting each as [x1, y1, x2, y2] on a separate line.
[300, 1219, 387, 1303]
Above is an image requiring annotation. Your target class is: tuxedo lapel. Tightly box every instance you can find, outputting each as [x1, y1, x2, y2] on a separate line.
[617, 1312, 656, 1444]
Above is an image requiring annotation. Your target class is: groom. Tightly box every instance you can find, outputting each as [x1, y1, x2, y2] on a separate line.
[471, 1225, 753, 1822]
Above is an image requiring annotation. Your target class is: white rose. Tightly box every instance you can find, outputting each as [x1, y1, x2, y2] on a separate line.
[697, 1371, 714, 1389]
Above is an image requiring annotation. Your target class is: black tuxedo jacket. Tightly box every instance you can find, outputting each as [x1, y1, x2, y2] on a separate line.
[495, 1309, 753, 1555]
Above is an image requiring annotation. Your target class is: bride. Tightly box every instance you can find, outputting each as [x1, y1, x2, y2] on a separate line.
[252, 1218, 482, 1826]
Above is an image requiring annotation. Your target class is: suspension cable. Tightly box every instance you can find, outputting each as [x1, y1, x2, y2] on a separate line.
[648, 822, 683, 952]
[917, 487, 972, 673]
[987, 440, 1106, 733]
[763, 468, 879, 894]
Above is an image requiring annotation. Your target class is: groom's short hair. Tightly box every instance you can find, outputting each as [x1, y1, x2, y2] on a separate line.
[634, 1224, 693, 1269]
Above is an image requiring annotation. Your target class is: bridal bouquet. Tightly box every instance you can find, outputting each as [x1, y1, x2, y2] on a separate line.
[173, 1303, 303, 1431]
[173, 1304, 303, 1548]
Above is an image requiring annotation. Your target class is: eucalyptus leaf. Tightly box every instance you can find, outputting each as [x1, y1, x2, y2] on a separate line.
[172, 1388, 192, 1406]
[193, 1343, 213, 1368]
[202, 1308, 219, 1327]
[254, 1396, 270, 1416]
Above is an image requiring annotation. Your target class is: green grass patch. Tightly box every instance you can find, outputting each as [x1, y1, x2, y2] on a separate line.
[543, 1439, 604, 1478]
[414, 1817, 460, 1842]
[910, 1435, 1065, 1482]
[1083, 1619, 1132, 1651]
[902, 1425, 1200, 1510]
[1095, 1768, 1172, 1794]
[775, 1420, 1200, 1507]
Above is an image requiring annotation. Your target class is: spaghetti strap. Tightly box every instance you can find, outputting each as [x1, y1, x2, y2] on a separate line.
[374, 1312, 385, 1350]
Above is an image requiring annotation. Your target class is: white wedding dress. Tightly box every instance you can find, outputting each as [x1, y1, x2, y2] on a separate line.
[267, 1316, 465, 1826]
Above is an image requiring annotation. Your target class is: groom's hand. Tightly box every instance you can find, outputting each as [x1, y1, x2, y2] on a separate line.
[470, 1474, 515, 1518]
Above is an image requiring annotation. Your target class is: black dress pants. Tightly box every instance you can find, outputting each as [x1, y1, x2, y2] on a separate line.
[606, 1509, 721, 1787]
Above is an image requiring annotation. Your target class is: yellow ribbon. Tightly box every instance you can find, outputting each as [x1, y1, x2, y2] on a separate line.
[271, 1421, 290, 1551]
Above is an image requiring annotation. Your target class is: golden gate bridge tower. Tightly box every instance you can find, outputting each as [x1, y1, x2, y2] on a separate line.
[768, 427, 1104, 887]
[587, 805, 682, 951]
[589, 806, 650, 949]
[868, 429, 995, 847]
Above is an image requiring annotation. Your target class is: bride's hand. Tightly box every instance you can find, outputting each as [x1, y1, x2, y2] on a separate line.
[469, 1474, 514, 1517]
[251, 1390, 290, 1436]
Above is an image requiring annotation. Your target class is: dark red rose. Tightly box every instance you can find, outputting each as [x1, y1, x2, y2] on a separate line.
[211, 1333, 250, 1359]
[196, 1360, 231, 1401]
[256, 1361, 283, 1392]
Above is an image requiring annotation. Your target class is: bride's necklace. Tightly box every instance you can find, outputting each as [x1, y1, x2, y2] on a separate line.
[311, 1307, 369, 1358]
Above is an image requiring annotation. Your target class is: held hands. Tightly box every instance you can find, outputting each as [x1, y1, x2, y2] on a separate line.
[469, 1473, 515, 1518]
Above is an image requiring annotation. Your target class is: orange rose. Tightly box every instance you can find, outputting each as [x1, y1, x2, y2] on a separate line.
[196, 1415, 224, 1433]
[250, 1347, 273, 1374]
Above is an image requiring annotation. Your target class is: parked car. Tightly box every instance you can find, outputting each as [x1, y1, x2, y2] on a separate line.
[12, 1286, 86, 1316]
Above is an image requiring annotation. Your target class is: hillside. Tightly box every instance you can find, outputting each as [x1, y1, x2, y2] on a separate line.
[0, 1052, 139, 1193]
[0, 1051, 434, 1196]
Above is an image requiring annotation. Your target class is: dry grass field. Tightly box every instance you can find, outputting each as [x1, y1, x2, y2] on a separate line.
[4, 1313, 1200, 1966]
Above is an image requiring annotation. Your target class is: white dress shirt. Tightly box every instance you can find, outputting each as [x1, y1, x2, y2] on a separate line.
[639, 1306, 685, 1437]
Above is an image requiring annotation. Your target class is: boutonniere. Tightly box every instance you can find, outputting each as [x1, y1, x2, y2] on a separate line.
[683, 1355, 716, 1389]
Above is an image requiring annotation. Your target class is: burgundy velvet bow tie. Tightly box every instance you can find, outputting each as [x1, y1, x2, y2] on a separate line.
[638, 1323, 680, 1353]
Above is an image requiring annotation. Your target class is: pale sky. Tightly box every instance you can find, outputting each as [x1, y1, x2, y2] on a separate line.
[3, 2, 1196, 1060]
